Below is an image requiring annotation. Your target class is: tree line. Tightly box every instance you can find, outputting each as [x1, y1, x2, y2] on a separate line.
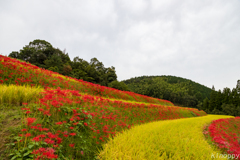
[8, 39, 128, 90]
[201, 85, 240, 116]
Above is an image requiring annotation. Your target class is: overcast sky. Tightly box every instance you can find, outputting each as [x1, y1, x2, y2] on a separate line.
[1, 0, 240, 90]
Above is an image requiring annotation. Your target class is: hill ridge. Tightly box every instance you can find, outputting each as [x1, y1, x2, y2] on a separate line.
[122, 75, 212, 108]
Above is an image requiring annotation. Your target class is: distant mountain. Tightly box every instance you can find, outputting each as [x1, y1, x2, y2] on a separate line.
[122, 75, 212, 108]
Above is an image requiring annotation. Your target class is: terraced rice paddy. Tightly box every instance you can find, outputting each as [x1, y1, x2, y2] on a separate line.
[0, 55, 239, 160]
[99, 115, 233, 160]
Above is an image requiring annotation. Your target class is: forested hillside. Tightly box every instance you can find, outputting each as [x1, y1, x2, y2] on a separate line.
[8, 39, 119, 87]
[123, 76, 240, 117]
[122, 76, 212, 108]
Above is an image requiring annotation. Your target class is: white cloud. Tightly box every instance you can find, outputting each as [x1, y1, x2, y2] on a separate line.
[117, 0, 148, 15]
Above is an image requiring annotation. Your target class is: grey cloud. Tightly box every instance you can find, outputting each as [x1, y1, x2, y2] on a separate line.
[0, 0, 240, 90]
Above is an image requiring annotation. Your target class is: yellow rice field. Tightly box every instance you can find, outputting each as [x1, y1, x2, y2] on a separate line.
[98, 115, 233, 160]
[0, 84, 43, 105]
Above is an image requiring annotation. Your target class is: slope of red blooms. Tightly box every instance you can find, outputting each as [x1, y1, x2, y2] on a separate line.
[14, 88, 206, 159]
[207, 117, 240, 158]
[0, 55, 173, 106]
[1, 55, 208, 159]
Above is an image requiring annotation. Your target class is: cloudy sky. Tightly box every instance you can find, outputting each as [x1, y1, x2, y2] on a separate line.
[1, 0, 240, 90]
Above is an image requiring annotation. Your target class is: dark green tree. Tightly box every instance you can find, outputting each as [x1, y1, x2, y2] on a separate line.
[209, 86, 218, 112]
[18, 39, 53, 65]
[8, 51, 19, 58]
[215, 90, 223, 111]
[44, 54, 63, 72]
[62, 63, 72, 76]
[70, 57, 91, 81]
[9, 39, 71, 73]
[221, 104, 237, 116]
[108, 80, 130, 91]
[231, 88, 240, 106]
[222, 87, 231, 104]
[202, 97, 209, 112]
[106, 66, 117, 84]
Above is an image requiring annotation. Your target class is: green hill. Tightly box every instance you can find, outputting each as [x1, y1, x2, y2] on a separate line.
[122, 75, 212, 108]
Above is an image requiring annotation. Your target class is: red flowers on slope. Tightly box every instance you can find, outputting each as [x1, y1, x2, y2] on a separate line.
[208, 117, 240, 158]
[1, 55, 208, 159]
[14, 87, 206, 159]
[0, 55, 173, 106]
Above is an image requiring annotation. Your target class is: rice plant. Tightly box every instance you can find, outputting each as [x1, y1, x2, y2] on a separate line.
[98, 115, 233, 160]
[0, 84, 43, 106]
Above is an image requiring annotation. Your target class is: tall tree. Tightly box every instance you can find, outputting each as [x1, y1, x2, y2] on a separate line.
[44, 54, 63, 72]
[202, 97, 209, 112]
[208, 86, 217, 112]
[8, 51, 19, 59]
[8, 39, 71, 73]
[222, 87, 231, 104]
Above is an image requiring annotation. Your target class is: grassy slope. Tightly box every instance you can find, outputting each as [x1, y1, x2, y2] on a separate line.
[0, 105, 22, 159]
[0, 55, 221, 159]
[0, 85, 44, 158]
[98, 115, 233, 160]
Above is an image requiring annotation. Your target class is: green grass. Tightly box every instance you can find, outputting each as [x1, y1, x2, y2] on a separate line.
[0, 105, 22, 159]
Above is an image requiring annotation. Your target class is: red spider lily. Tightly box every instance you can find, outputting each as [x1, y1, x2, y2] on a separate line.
[39, 134, 46, 138]
[25, 111, 31, 114]
[26, 117, 36, 126]
[73, 122, 78, 125]
[69, 133, 76, 136]
[47, 132, 58, 139]
[69, 143, 75, 148]
[63, 134, 69, 138]
[53, 144, 59, 148]
[208, 117, 240, 157]
[55, 122, 63, 125]
[56, 138, 62, 144]
[44, 138, 55, 144]
[32, 136, 41, 142]
[32, 147, 58, 159]
[38, 108, 44, 112]
[21, 128, 27, 132]
[25, 133, 31, 137]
